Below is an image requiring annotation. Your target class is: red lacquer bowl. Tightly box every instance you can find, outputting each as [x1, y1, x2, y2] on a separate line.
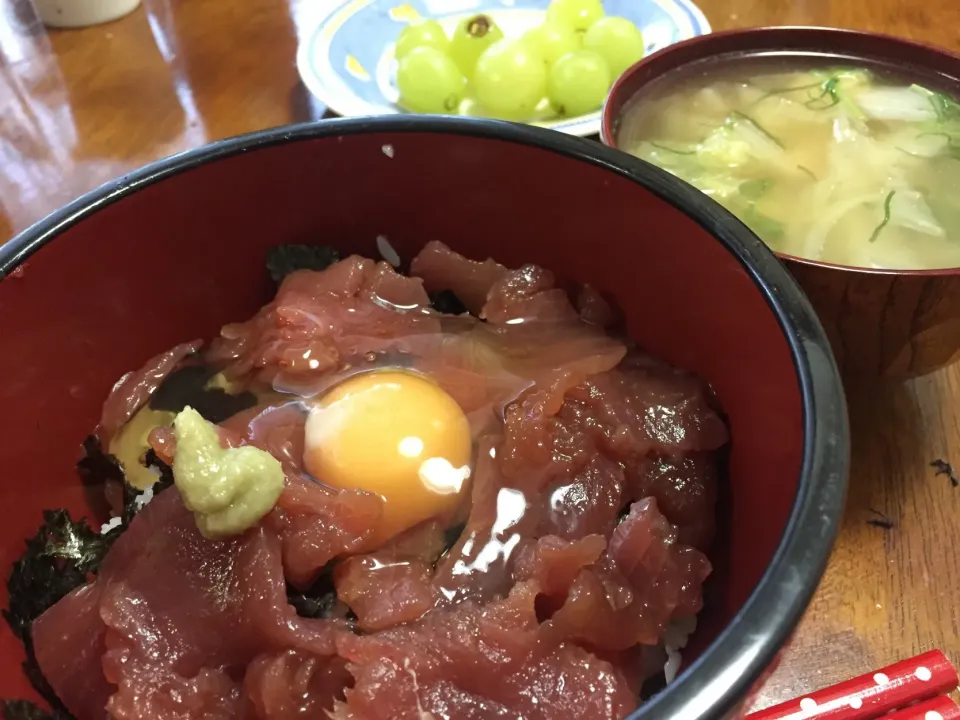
[0, 116, 848, 720]
[602, 26, 960, 383]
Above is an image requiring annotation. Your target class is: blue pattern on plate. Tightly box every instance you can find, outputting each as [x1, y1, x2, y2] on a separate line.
[297, 0, 710, 136]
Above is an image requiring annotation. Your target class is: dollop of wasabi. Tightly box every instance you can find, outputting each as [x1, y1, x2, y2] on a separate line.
[172, 406, 285, 539]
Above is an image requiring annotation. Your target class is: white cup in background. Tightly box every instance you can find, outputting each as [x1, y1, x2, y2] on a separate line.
[33, 0, 143, 28]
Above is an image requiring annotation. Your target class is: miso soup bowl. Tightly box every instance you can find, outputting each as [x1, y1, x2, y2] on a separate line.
[0, 116, 848, 720]
[602, 26, 960, 383]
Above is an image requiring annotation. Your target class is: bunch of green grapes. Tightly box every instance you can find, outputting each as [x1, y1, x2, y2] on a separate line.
[533, 1, 646, 117]
[394, 2, 646, 121]
[394, 16, 502, 115]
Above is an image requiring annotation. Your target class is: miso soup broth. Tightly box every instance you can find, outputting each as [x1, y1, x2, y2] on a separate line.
[617, 56, 960, 270]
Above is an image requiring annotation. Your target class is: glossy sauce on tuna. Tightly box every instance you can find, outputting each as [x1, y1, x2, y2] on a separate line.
[30, 242, 728, 720]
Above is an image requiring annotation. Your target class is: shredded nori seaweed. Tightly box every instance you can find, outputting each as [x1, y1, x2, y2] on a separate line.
[3, 444, 176, 718]
[76, 436, 174, 527]
[639, 671, 667, 701]
[428, 290, 468, 316]
[287, 568, 359, 633]
[2, 510, 114, 719]
[268, 244, 471, 317]
[442, 523, 465, 552]
[76, 435, 124, 490]
[267, 244, 341, 284]
[144, 449, 175, 490]
[287, 572, 339, 620]
[149, 364, 257, 423]
[5, 243, 479, 714]
[4, 510, 116, 642]
[433, 523, 467, 567]
[75, 435, 126, 521]
[120, 450, 175, 525]
[1, 700, 69, 720]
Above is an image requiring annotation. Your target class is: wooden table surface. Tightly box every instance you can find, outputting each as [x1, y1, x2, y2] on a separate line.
[1, 0, 958, 712]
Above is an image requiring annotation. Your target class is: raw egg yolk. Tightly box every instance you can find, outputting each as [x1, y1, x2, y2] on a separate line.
[303, 370, 472, 544]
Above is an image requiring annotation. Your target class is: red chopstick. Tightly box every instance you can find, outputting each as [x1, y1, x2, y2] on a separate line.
[883, 695, 960, 719]
[746, 650, 957, 720]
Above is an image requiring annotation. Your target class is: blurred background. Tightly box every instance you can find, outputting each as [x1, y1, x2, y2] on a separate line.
[0, 0, 335, 237]
[0, 0, 849, 238]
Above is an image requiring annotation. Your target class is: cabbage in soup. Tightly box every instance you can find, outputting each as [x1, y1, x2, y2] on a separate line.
[618, 61, 960, 269]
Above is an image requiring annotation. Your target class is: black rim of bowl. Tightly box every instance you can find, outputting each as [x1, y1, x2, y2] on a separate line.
[0, 115, 849, 720]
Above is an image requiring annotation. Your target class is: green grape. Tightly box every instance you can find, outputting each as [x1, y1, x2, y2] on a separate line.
[546, 0, 604, 32]
[547, 49, 611, 116]
[397, 47, 466, 114]
[448, 14, 505, 79]
[395, 20, 450, 60]
[582, 16, 644, 78]
[474, 39, 547, 120]
[522, 20, 580, 65]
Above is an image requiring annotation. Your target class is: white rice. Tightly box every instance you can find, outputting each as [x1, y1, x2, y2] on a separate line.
[99, 516, 123, 535]
[134, 485, 155, 511]
[99, 484, 156, 534]
[663, 616, 698, 684]
[376, 235, 401, 267]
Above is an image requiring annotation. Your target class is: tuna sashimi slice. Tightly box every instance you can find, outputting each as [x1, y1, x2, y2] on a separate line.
[32, 490, 344, 720]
